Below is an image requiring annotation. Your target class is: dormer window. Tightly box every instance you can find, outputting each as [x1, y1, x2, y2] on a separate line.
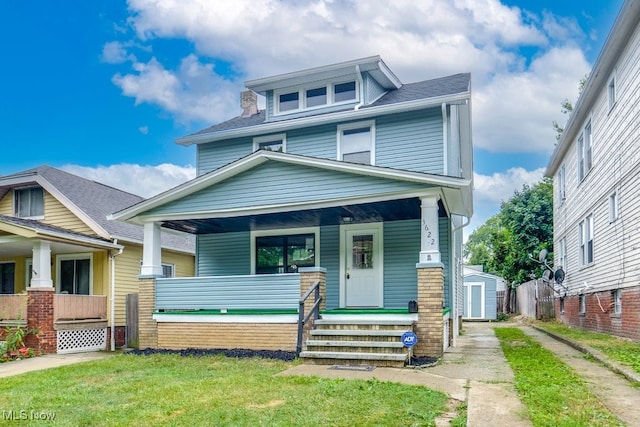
[15, 187, 44, 218]
[275, 80, 359, 115]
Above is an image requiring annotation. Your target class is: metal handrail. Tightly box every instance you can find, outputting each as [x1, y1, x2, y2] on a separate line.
[296, 280, 322, 355]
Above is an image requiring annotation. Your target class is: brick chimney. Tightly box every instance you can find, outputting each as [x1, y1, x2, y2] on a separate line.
[240, 90, 258, 117]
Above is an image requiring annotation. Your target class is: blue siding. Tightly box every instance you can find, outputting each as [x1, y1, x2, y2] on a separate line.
[364, 72, 386, 103]
[383, 220, 420, 308]
[376, 109, 444, 174]
[197, 232, 250, 276]
[287, 124, 336, 158]
[440, 217, 451, 308]
[197, 137, 252, 175]
[320, 225, 340, 309]
[145, 161, 430, 216]
[155, 274, 300, 310]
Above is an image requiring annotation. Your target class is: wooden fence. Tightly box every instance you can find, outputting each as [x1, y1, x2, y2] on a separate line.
[515, 279, 555, 320]
[126, 294, 139, 349]
[54, 295, 107, 320]
[0, 294, 28, 320]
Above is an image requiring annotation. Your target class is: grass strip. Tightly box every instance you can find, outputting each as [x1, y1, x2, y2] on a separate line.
[494, 327, 624, 427]
[0, 354, 448, 426]
[535, 321, 640, 374]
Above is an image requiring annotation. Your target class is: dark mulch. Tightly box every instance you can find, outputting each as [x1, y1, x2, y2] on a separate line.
[127, 348, 438, 366]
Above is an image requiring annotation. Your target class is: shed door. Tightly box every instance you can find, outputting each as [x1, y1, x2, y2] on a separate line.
[464, 282, 485, 319]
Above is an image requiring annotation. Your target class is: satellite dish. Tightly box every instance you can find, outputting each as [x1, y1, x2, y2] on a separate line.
[538, 249, 548, 263]
[542, 269, 552, 282]
[554, 267, 565, 285]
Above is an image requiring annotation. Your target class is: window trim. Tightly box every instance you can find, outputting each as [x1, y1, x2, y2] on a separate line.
[253, 134, 287, 153]
[577, 120, 592, 183]
[162, 263, 175, 278]
[612, 289, 622, 315]
[14, 186, 45, 219]
[557, 164, 566, 204]
[557, 237, 567, 272]
[56, 253, 94, 295]
[337, 120, 376, 165]
[609, 191, 619, 223]
[607, 71, 616, 111]
[578, 214, 594, 267]
[273, 79, 359, 115]
[250, 227, 320, 274]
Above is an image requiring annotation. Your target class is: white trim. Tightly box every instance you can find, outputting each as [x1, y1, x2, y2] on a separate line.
[25, 258, 32, 290]
[111, 150, 471, 222]
[250, 226, 320, 274]
[273, 78, 359, 116]
[608, 191, 619, 223]
[607, 69, 617, 111]
[253, 133, 287, 153]
[55, 253, 94, 295]
[175, 92, 470, 146]
[337, 120, 376, 165]
[339, 222, 384, 308]
[153, 313, 298, 323]
[464, 281, 485, 319]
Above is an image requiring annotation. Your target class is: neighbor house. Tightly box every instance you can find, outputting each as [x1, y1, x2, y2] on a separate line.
[545, 0, 640, 340]
[463, 265, 506, 321]
[0, 166, 194, 353]
[113, 56, 473, 364]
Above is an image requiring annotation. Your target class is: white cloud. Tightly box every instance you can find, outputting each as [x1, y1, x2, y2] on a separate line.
[60, 163, 196, 198]
[138, 125, 149, 135]
[101, 41, 131, 64]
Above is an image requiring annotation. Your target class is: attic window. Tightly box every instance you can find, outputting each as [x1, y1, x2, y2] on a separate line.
[274, 80, 359, 115]
[278, 92, 299, 112]
[306, 87, 327, 107]
[253, 134, 286, 153]
[334, 81, 356, 102]
[15, 187, 44, 218]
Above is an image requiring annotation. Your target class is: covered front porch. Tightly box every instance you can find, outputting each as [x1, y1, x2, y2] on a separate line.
[112, 151, 471, 361]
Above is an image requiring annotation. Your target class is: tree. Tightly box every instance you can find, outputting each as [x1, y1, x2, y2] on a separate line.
[552, 76, 588, 141]
[465, 177, 554, 284]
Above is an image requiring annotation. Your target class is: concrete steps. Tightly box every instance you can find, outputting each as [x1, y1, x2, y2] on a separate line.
[299, 318, 414, 367]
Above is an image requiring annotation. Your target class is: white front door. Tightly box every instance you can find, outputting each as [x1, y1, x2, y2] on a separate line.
[341, 223, 383, 308]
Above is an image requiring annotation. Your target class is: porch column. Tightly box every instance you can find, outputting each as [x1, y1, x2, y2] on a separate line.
[414, 264, 444, 358]
[140, 222, 163, 278]
[420, 196, 441, 264]
[30, 240, 53, 288]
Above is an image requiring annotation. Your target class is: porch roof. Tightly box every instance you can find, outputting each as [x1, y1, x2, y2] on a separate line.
[111, 151, 472, 232]
[0, 215, 122, 257]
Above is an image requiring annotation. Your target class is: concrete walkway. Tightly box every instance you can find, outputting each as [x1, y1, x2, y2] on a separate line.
[0, 351, 114, 378]
[282, 322, 532, 426]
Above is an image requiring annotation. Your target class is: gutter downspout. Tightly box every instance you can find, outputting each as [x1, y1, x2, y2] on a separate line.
[354, 65, 364, 110]
[109, 240, 124, 351]
[451, 214, 471, 349]
[442, 102, 448, 176]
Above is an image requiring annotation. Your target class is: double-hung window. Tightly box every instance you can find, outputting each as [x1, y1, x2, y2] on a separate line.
[15, 187, 44, 218]
[253, 134, 286, 153]
[58, 255, 92, 295]
[338, 121, 375, 165]
[578, 214, 594, 266]
[577, 121, 592, 182]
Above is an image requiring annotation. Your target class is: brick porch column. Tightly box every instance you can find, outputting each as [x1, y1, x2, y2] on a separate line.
[414, 264, 444, 358]
[299, 267, 327, 314]
[138, 278, 158, 349]
[26, 288, 56, 353]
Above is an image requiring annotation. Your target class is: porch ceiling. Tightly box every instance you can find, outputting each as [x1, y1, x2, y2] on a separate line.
[160, 197, 446, 234]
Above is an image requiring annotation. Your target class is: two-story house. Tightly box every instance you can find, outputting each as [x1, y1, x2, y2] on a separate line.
[113, 56, 473, 363]
[0, 166, 194, 353]
[545, 0, 640, 341]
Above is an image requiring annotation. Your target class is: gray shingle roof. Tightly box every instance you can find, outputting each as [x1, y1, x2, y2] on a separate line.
[186, 73, 470, 138]
[0, 214, 115, 246]
[0, 166, 194, 253]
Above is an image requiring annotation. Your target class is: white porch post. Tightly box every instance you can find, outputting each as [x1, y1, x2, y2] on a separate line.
[420, 196, 441, 264]
[140, 222, 163, 278]
[30, 240, 53, 288]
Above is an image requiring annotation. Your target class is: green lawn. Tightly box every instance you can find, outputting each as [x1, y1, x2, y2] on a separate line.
[534, 321, 640, 375]
[495, 327, 623, 427]
[0, 354, 449, 426]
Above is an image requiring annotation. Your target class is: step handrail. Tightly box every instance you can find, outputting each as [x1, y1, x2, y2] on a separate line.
[297, 280, 322, 355]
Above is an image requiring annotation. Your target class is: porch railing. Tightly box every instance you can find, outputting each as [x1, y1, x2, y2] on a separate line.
[297, 280, 323, 354]
[53, 295, 107, 320]
[0, 294, 28, 320]
[155, 274, 301, 311]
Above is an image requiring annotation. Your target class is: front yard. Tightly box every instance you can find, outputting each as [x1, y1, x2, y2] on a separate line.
[0, 354, 450, 426]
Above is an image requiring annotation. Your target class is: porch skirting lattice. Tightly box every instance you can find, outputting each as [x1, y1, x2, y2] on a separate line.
[57, 328, 107, 354]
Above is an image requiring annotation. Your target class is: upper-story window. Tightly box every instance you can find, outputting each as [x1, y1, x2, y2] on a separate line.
[557, 237, 566, 272]
[577, 121, 592, 182]
[275, 80, 358, 115]
[557, 164, 566, 204]
[608, 73, 616, 111]
[609, 191, 619, 223]
[337, 121, 375, 165]
[578, 213, 594, 266]
[15, 187, 44, 218]
[253, 134, 286, 153]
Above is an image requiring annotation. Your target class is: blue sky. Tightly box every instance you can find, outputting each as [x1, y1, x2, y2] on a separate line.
[0, 0, 624, 236]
